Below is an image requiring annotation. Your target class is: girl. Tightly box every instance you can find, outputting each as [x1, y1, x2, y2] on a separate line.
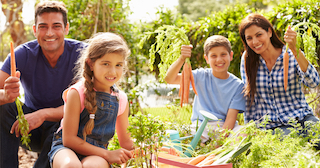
[48, 32, 134, 168]
[239, 13, 320, 143]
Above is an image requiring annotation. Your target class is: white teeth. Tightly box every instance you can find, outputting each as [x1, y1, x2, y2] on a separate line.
[46, 39, 55, 41]
[217, 64, 224, 66]
[255, 44, 262, 49]
[107, 77, 114, 80]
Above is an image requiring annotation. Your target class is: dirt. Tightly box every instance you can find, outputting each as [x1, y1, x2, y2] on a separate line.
[18, 147, 37, 168]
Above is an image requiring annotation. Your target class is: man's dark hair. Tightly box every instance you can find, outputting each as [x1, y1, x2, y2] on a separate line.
[34, 1, 68, 27]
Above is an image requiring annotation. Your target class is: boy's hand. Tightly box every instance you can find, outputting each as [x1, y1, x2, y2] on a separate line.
[180, 45, 193, 61]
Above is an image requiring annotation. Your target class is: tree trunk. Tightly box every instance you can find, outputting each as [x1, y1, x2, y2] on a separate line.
[1, 0, 27, 47]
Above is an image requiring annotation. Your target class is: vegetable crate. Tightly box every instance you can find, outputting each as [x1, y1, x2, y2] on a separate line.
[156, 153, 232, 168]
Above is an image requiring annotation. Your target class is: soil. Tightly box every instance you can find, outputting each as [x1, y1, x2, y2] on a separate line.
[18, 147, 37, 168]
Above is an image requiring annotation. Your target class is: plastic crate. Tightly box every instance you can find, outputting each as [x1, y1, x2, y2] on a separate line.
[156, 152, 232, 168]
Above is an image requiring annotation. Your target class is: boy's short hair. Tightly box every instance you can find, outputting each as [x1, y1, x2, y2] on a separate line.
[204, 35, 232, 56]
[35, 1, 68, 27]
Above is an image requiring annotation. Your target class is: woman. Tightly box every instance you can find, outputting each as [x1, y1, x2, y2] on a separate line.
[239, 13, 320, 142]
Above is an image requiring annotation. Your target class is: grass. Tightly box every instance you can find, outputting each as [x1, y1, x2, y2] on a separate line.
[144, 105, 245, 126]
[143, 105, 192, 126]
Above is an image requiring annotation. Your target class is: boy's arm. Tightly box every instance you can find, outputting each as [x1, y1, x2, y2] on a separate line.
[164, 45, 193, 84]
[221, 108, 239, 137]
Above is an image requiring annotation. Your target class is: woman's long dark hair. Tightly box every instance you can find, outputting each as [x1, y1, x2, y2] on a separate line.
[239, 13, 284, 105]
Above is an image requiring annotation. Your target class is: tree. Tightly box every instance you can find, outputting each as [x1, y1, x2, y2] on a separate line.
[1, 0, 27, 47]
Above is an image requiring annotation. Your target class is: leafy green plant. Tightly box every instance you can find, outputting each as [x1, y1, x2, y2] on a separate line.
[127, 112, 166, 168]
[229, 120, 320, 167]
[138, 25, 190, 82]
[16, 98, 30, 150]
[291, 22, 320, 67]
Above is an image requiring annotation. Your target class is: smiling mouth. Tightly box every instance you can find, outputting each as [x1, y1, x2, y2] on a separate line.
[106, 77, 116, 80]
[254, 44, 263, 49]
[45, 39, 56, 42]
[216, 63, 224, 67]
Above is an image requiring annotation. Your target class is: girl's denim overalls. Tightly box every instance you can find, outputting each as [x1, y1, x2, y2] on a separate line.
[48, 86, 120, 165]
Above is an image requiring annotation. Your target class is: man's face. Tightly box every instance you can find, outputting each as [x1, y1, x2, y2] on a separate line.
[33, 12, 69, 56]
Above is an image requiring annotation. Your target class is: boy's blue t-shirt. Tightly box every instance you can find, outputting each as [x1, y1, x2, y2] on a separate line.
[1, 39, 87, 110]
[191, 68, 246, 122]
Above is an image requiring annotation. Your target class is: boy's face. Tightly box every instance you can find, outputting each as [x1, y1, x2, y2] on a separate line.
[204, 46, 233, 78]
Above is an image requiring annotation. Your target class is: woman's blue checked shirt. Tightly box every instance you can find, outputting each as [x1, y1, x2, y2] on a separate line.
[240, 46, 319, 129]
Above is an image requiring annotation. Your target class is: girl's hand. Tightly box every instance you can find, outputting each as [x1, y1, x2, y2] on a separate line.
[180, 45, 193, 61]
[105, 148, 133, 165]
[284, 26, 298, 55]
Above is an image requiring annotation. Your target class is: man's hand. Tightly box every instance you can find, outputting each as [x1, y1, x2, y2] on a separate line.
[10, 109, 45, 137]
[3, 71, 21, 104]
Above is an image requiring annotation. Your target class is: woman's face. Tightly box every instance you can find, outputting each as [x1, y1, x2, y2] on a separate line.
[244, 25, 272, 55]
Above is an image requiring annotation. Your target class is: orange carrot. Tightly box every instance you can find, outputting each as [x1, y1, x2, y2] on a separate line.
[283, 47, 289, 92]
[183, 63, 190, 104]
[196, 153, 216, 166]
[180, 69, 184, 107]
[10, 42, 16, 77]
[187, 155, 206, 165]
[189, 64, 197, 96]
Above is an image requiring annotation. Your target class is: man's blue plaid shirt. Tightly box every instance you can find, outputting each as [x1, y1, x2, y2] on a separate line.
[240, 46, 319, 129]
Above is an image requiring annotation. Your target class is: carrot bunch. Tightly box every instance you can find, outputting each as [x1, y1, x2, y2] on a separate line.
[10, 42, 31, 149]
[179, 58, 197, 107]
[186, 153, 216, 166]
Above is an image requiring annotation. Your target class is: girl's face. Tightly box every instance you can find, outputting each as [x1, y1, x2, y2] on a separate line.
[244, 25, 272, 55]
[90, 52, 125, 93]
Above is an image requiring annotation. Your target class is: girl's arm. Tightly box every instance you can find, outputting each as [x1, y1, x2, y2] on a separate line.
[62, 89, 132, 164]
[164, 45, 192, 84]
[116, 103, 134, 150]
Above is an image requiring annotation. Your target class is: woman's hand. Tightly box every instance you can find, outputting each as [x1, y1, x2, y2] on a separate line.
[284, 25, 298, 55]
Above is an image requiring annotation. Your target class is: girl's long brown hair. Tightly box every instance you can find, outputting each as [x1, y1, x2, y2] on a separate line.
[74, 32, 130, 140]
[239, 13, 284, 105]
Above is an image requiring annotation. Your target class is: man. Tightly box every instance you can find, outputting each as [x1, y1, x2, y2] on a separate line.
[0, 1, 86, 167]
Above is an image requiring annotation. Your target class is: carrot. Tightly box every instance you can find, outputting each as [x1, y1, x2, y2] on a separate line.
[131, 147, 145, 158]
[187, 155, 206, 165]
[180, 68, 184, 107]
[183, 62, 190, 104]
[189, 63, 197, 96]
[196, 153, 216, 166]
[283, 45, 289, 92]
[10, 42, 16, 77]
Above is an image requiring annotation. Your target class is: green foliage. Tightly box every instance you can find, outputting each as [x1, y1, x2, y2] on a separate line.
[231, 120, 320, 167]
[267, 0, 320, 67]
[16, 98, 31, 150]
[127, 112, 166, 168]
[136, 8, 189, 79]
[291, 22, 320, 67]
[138, 25, 190, 82]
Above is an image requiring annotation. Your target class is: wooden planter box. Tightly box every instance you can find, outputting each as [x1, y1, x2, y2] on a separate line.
[156, 153, 232, 168]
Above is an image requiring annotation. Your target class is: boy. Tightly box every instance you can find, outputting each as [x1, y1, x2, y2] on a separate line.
[164, 35, 245, 143]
